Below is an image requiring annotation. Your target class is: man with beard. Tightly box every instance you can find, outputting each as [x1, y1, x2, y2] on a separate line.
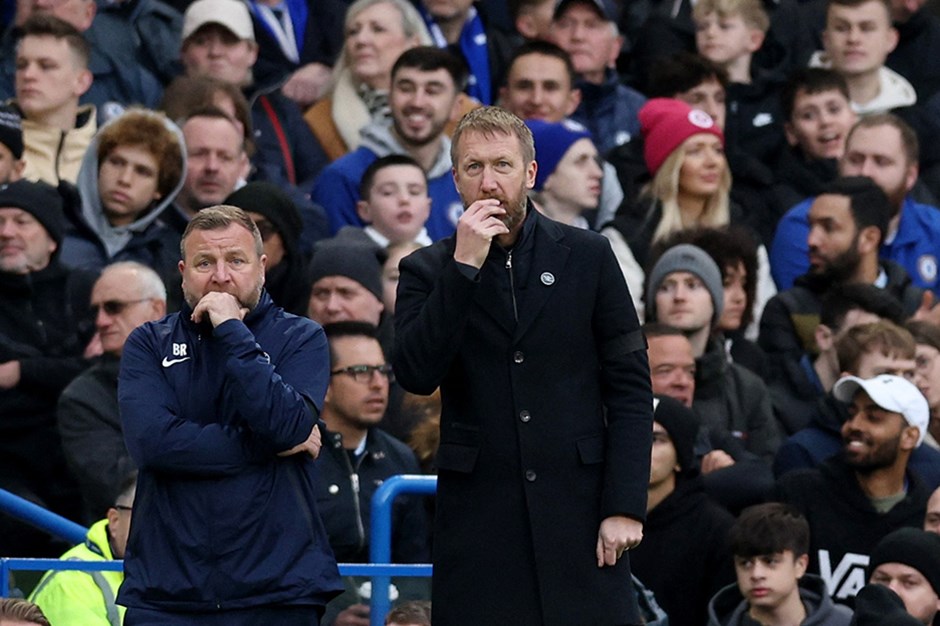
[393, 106, 653, 625]
[313, 47, 466, 241]
[771, 114, 940, 296]
[760, 176, 924, 408]
[777, 374, 932, 606]
[117, 205, 342, 624]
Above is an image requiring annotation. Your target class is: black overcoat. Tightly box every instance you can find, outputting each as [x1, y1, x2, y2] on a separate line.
[394, 209, 653, 625]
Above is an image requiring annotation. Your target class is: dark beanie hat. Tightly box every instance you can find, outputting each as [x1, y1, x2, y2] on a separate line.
[525, 119, 592, 191]
[0, 179, 64, 245]
[868, 527, 940, 594]
[646, 243, 724, 327]
[850, 584, 923, 626]
[0, 106, 23, 160]
[308, 240, 385, 301]
[225, 182, 302, 248]
[653, 395, 700, 474]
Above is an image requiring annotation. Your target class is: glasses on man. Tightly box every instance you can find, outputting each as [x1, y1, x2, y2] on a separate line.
[91, 299, 150, 316]
[112, 505, 133, 512]
[330, 364, 394, 383]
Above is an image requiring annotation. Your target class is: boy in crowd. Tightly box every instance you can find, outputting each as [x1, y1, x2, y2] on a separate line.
[340, 154, 432, 248]
[59, 108, 185, 310]
[707, 502, 853, 625]
[769, 68, 857, 219]
[692, 0, 786, 165]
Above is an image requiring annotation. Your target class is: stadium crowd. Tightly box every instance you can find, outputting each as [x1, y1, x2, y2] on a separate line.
[3, 0, 940, 622]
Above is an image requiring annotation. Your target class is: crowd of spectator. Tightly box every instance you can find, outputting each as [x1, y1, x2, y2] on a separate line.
[4, 0, 940, 623]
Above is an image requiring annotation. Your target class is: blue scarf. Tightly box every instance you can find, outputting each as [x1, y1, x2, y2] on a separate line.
[420, 4, 491, 104]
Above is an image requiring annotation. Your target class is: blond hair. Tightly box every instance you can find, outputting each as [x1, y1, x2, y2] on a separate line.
[693, 0, 770, 32]
[647, 141, 731, 245]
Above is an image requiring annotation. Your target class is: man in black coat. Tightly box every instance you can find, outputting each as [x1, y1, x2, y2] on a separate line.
[394, 106, 653, 625]
[0, 179, 93, 556]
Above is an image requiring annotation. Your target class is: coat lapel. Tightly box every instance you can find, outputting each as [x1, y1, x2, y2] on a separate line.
[513, 215, 569, 341]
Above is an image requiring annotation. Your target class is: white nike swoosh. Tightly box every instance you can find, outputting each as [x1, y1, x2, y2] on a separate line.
[161, 356, 191, 367]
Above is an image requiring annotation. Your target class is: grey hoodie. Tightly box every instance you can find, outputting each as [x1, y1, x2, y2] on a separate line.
[708, 573, 853, 626]
[71, 114, 187, 259]
[358, 119, 453, 180]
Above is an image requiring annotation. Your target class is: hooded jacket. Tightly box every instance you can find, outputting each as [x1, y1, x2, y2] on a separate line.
[59, 114, 186, 310]
[631, 473, 735, 626]
[809, 51, 917, 115]
[572, 68, 646, 157]
[707, 573, 853, 626]
[311, 120, 462, 240]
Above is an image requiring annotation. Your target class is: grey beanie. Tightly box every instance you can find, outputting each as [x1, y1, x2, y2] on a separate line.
[646, 243, 724, 327]
[307, 240, 385, 301]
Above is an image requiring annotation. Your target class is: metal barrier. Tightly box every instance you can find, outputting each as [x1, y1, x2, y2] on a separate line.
[368, 475, 437, 626]
[1, 476, 438, 626]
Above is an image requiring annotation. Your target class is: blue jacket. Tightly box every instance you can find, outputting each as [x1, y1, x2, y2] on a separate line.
[571, 68, 646, 157]
[311, 121, 463, 241]
[117, 292, 342, 612]
[770, 195, 940, 295]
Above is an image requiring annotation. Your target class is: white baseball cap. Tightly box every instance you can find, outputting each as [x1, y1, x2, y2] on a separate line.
[182, 0, 255, 43]
[833, 374, 929, 446]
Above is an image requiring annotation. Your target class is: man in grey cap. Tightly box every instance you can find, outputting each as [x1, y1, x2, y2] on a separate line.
[646, 243, 779, 473]
[0, 179, 94, 557]
[778, 374, 932, 606]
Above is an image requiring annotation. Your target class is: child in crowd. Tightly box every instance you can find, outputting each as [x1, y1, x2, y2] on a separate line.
[693, 0, 785, 165]
[707, 502, 853, 625]
[341, 154, 433, 247]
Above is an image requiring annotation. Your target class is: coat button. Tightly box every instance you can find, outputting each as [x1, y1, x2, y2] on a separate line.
[519, 410, 531, 423]
[525, 470, 537, 482]
[513, 351, 525, 363]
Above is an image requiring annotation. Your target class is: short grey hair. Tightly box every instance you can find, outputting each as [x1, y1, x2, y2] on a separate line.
[99, 261, 167, 302]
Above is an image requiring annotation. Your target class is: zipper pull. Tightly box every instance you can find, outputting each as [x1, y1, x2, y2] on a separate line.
[351, 473, 360, 495]
[505, 250, 513, 270]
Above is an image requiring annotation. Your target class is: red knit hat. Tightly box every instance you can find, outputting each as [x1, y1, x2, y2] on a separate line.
[639, 98, 724, 176]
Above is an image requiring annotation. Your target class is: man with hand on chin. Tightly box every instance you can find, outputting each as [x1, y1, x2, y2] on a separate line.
[394, 106, 652, 626]
[118, 205, 342, 625]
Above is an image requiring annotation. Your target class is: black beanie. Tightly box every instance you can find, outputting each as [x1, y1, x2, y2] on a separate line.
[0, 106, 23, 159]
[868, 527, 940, 595]
[850, 584, 923, 626]
[225, 182, 302, 248]
[653, 394, 700, 474]
[308, 239, 385, 301]
[0, 179, 64, 245]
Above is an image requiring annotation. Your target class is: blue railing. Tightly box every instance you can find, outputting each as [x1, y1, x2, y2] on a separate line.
[0, 476, 437, 626]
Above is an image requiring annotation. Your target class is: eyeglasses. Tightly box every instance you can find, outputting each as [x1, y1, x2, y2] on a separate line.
[113, 505, 133, 512]
[330, 364, 394, 383]
[254, 220, 277, 242]
[91, 298, 150, 316]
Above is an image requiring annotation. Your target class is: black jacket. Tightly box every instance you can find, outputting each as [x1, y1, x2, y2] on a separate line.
[57, 355, 135, 524]
[315, 427, 429, 564]
[777, 457, 930, 603]
[631, 474, 735, 626]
